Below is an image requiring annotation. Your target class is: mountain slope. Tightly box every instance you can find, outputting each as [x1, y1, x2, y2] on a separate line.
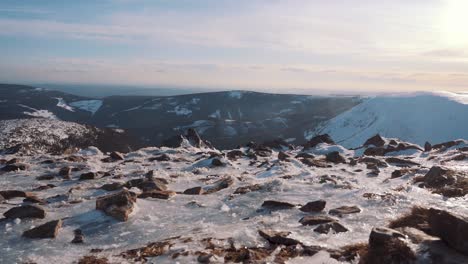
[312, 92, 468, 148]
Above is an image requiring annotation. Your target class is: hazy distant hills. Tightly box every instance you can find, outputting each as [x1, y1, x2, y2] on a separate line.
[0, 84, 360, 149]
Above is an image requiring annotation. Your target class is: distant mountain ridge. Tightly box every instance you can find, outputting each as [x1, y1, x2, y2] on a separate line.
[0, 84, 360, 149]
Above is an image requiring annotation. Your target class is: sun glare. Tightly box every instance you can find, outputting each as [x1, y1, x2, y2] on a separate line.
[441, 0, 468, 45]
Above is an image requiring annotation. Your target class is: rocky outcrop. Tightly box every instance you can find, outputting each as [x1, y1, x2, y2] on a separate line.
[2, 163, 29, 172]
[23, 219, 62, 239]
[4, 205, 46, 219]
[364, 227, 416, 264]
[364, 134, 386, 147]
[326, 151, 346, 164]
[203, 177, 234, 194]
[258, 229, 300, 246]
[303, 134, 335, 149]
[96, 190, 137, 221]
[299, 215, 337, 226]
[428, 208, 468, 255]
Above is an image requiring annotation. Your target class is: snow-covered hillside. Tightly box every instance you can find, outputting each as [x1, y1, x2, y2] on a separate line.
[312, 92, 468, 148]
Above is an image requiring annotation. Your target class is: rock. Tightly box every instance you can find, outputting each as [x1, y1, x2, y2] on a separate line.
[303, 134, 335, 149]
[36, 175, 55, 181]
[424, 142, 432, 152]
[329, 206, 361, 217]
[300, 200, 326, 213]
[326, 151, 346, 164]
[364, 227, 416, 264]
[59, 166, 72, 179]
[254, 146, 272, 157]
[0, 194, 4, 203]
[263, 138, 294, 150]
[71, 229, 85, 244]
[149, 154, 171, 162]
[369, 227, 406, 245]
[234, 184, 262, 194]
[110, 151, 125, 160]
[211, 158, 224, 167]
[359, 157, 388, 167]
[258, 229, 300, 246]
[138, 190, 176, 200]
[96, 190, 137, 221]
[4, 205, 46, 219]
[226, 150, 243, 160]
[100, 182, 124, 191]
[391, 168, 417, 179]
[79, 172, 97, 180]
[197, 253, 213, 263]
[0, 190, 31, 200]
[23, 195, 47, 204]
[385, 157, 420, 167]
[314, 222, 348, 234]
[2, 163, 29, 172]
[364, 134, 386, 147]
[261, 200, 296, 210]
[203, 177, 234, 194]
[364, 147, 386, 156]
[432, 140, 464, 150]
[125, 178, 167, 192]
[428, 208, 468, 255]
[183, 186, 204, 195]
[299, 215, 337, 226]
[423, 166, 456, 188]
[23, 219, 62, 239]
[278, 151, 291, 161]
[295, 152, 315, 159]
[300, 158, 330, 168]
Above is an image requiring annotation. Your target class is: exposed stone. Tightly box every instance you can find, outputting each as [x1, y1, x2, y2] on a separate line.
[329, 206, 361, 217]
[226, 150, 243, 160]
[365, 227, 416, 264]
[125, 178, 167, 192]
[138, 190, 176, 200]
[23, 219, 62, 239]
[424, 142, 432, 152]
[359, 157, 388, 167]
[59, 166, 72, 178]
[314, 222, 348, 234]
[96, 190, 137, 221]
[79, 172, 97, 180]
[183, 186, 204, 195]
[110, 151, 125, 160]
[71, 229, 85, 244]
[261, 200, 296, 210]
[4, 204, 46, 219]
[369, 227, 406, 245]
[0, 190, 31, 200]
[299, 215, 337, 226]
[258, 229, 300, 246]
[23, 195, 47, 204]
[36, 175, 55, 181]
[422, 166, 456, 188]
[295, 152, 315, 159]
[0, 194, 4, 203]
[364, 134, 386, 147]
[300, 200, 326, 213]
[2, 163, 29, 172]
[300, 158, 330, 168]
[203, 177, 234, 194]
[432, 140, 464, 150]
[149, 154, 171, 162]
[326, 151, 346, 164]
[211, 158, 224, 167]
[278, 151, 291, 161]
[428, 208, 468, 255]
[391, 168, 417, 179]
[385, 157, 420, 167]
[234, 184, 262, 194]
[100, 182, 124, 191]
[303, 134, 335, 149]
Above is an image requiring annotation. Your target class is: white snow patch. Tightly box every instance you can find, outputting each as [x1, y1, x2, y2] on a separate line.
[209, 110, 221, 119]
[167, 106, 192, 116]
[54, 97, 75, 112]
[69, 100, 103, 115]
[228, 91, 243, 99]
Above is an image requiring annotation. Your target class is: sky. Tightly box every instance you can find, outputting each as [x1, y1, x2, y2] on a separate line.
[0, 0, 467, 93]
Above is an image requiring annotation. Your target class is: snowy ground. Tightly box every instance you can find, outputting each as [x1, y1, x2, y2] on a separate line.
[0, 139, 467, 263]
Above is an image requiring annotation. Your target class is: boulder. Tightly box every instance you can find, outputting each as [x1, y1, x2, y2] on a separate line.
[4, 204, 46, 219]
[125, 178, 167, 192]
[59, 166, 72, 177]
[100, 182, 124, 191]
[364, 134, 386, 147]
[359, 157, 388, 168]
[258, 230, 300, 246]
[325, 151, 346, 164]
[79, 172, 97, 180]
[278, 151, 291, 161]
[428, 208, 468, 255]
[329, 206, 361, 217]
[0, 190, 31, 200]
[2, 163, 29, 172]
[0, 194, 4, 203]
[300, 200, 326, 213]
[303, 134, 335, 149]
[295, 152, 315, 159]
[71, 229, 85, 244]
[183, 186, 204, 195]
[385, 157, 420, 167]
[299, 215, 337, 226]
[110, 151, 125, 160]
[424, 142, 432, 152]
[422, 166, 456, 188]
[314, 222, 348, 234]
[149, 154, 171, 162]
[432, 140, 464, 150]
[226, 150, 244, 160]
[261, 200, 296, 210]
[138, 190, 176, 200]
[211, 158, 224, 167]
[234, 184, 262, 194]
[203, 177, 234, 194]
[365, 227, 416, 264]
[96, 190, 137, 221]
[23, 219, 62, 239]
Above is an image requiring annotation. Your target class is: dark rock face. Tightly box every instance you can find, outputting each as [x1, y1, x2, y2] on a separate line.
[391, 169, 417, 179]
[261, 200, 296, 210]
[424, 142, 432, 152]
[385, 157, 420, 167]
[183, 186, 204, 195]
[432, 140, 464, 150]
[299, 215, 337, 226]
[100, 182, 124, 191]
[59, 166, 72, 178]
[125, 178, 167, 192]
[226, 150, 244, 160]
[359, 157, 388, 168]
[234, 184, 262, 194]
[364, 134, 386, 147]
[325, 151, 346, 164]
[23, 219, 62, 239]
[163, 129, 213, 149]
[258, 230, 300, 246]
[79, 172, 97, 180]
[138, 190, 176, 200]
[0, 194, 4, 203]
[366, 227, 416, 264]
[300, 200, 326, 213]
[0, 190, 31, 200]
[203, 177, 234, 194]
[2, 163, 29, 172]
[211, 158, 224, 167]
[303, 134, 335, 149]
[314, 222, 348, 234]
[149, 154, 171, 162]
[422, 166, 456, 188]
[110, 151, 125, 160]
[4, 205, 46, 219]
[329, 206, 361, 217]
[278, 151, 291, 161]
[96, 190, 137, 221]
[71, 229, 85, 244]
[428, 208, 468, 255]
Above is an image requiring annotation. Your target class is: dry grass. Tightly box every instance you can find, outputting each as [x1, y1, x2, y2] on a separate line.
[388, 206, 431, 233]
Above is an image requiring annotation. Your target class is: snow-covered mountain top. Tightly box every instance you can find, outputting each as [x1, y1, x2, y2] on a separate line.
[312, 92, 468, 148]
